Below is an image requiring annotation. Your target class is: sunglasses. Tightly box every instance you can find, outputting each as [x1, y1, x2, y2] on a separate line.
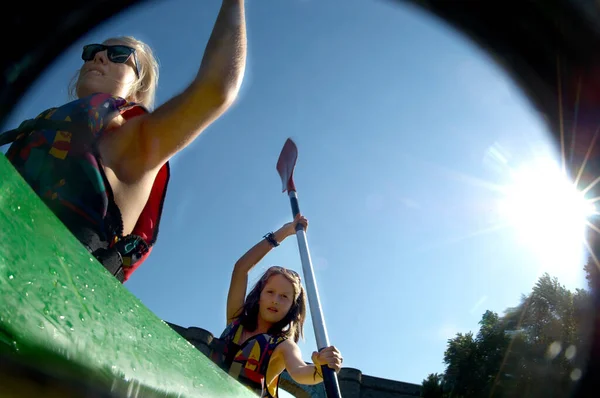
[82, 44, 140, 78]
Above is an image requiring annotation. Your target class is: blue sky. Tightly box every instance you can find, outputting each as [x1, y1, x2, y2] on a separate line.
[1, 0, 590, 389]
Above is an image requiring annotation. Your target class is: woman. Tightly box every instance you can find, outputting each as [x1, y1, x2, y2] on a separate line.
[1, 0, 247, 282]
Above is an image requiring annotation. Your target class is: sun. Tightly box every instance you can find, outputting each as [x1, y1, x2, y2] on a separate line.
[498, 157, 596, 276]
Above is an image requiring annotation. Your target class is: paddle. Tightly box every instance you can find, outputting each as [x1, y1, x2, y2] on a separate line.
[276, 138, 342, 398]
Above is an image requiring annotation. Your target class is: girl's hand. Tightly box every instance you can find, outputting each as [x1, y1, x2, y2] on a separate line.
[311, 346, 343, 374]
[277, 213, 308, 239]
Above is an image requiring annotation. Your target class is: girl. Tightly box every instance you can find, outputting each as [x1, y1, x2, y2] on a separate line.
[210, 214, 343, 397]
[0, 0, 247, 282]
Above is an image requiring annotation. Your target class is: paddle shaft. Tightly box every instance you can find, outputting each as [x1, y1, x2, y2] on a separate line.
[288, 190, 342, 398]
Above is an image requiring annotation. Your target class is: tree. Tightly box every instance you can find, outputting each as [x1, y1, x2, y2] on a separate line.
[423, 264, 594, 398]
[421, 373, 445, 398]
[498, 274, 578, 397]
[443, 332, 482, 397]
[474, 311, 509, 397]
[584, 257, 600, 293]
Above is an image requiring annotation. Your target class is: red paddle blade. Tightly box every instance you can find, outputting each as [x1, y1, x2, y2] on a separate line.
[276, 138, 298, 192]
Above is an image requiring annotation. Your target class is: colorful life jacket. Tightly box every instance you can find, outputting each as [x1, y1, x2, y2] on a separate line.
[210, 319, 287, 398]
[0, 92, 169, 282]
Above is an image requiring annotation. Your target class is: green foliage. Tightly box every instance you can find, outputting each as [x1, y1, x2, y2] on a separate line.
[422, 260, 596, 398]
[421, 373, 445, 398]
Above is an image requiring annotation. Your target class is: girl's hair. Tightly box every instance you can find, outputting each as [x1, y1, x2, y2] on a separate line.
[236, 266, 307, 343]
[68, 35, 160, 110]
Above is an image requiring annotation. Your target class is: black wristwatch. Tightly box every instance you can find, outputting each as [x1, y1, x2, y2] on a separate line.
[264, 232, 279, 247]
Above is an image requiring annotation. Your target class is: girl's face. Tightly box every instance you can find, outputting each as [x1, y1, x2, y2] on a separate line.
[258, 274, 295, 325]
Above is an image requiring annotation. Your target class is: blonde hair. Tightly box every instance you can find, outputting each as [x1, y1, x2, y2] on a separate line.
[68, 36, 160, 110]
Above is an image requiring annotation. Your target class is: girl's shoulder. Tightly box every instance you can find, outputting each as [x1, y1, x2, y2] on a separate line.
[272, 337, 296, 357]
[219, 317, 242, 340]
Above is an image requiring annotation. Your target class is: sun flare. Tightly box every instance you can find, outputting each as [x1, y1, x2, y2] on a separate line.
[498, 158, 596, 273]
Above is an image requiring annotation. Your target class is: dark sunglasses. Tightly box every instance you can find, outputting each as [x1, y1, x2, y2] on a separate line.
[82, 44, 140, 78]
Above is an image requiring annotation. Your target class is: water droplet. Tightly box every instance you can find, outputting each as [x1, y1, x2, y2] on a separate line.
[38, 322, 45, 330]
[571, 368, 582, 381]
[59, 315, 65, 320]
[49, 267, 57, 275]
[79, 312, 85, 322]
[546, 341, 562, 360]
[565, 345, 577, 360]
[147, 334, 152, 338]
[84, 284, 89, 289]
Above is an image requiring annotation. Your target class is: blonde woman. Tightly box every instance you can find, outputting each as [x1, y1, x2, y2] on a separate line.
[1, 0, 247, 282]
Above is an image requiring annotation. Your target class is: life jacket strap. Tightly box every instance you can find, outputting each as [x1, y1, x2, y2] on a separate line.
[72, 226, 126, 283]
[93, 247, 125, 283]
